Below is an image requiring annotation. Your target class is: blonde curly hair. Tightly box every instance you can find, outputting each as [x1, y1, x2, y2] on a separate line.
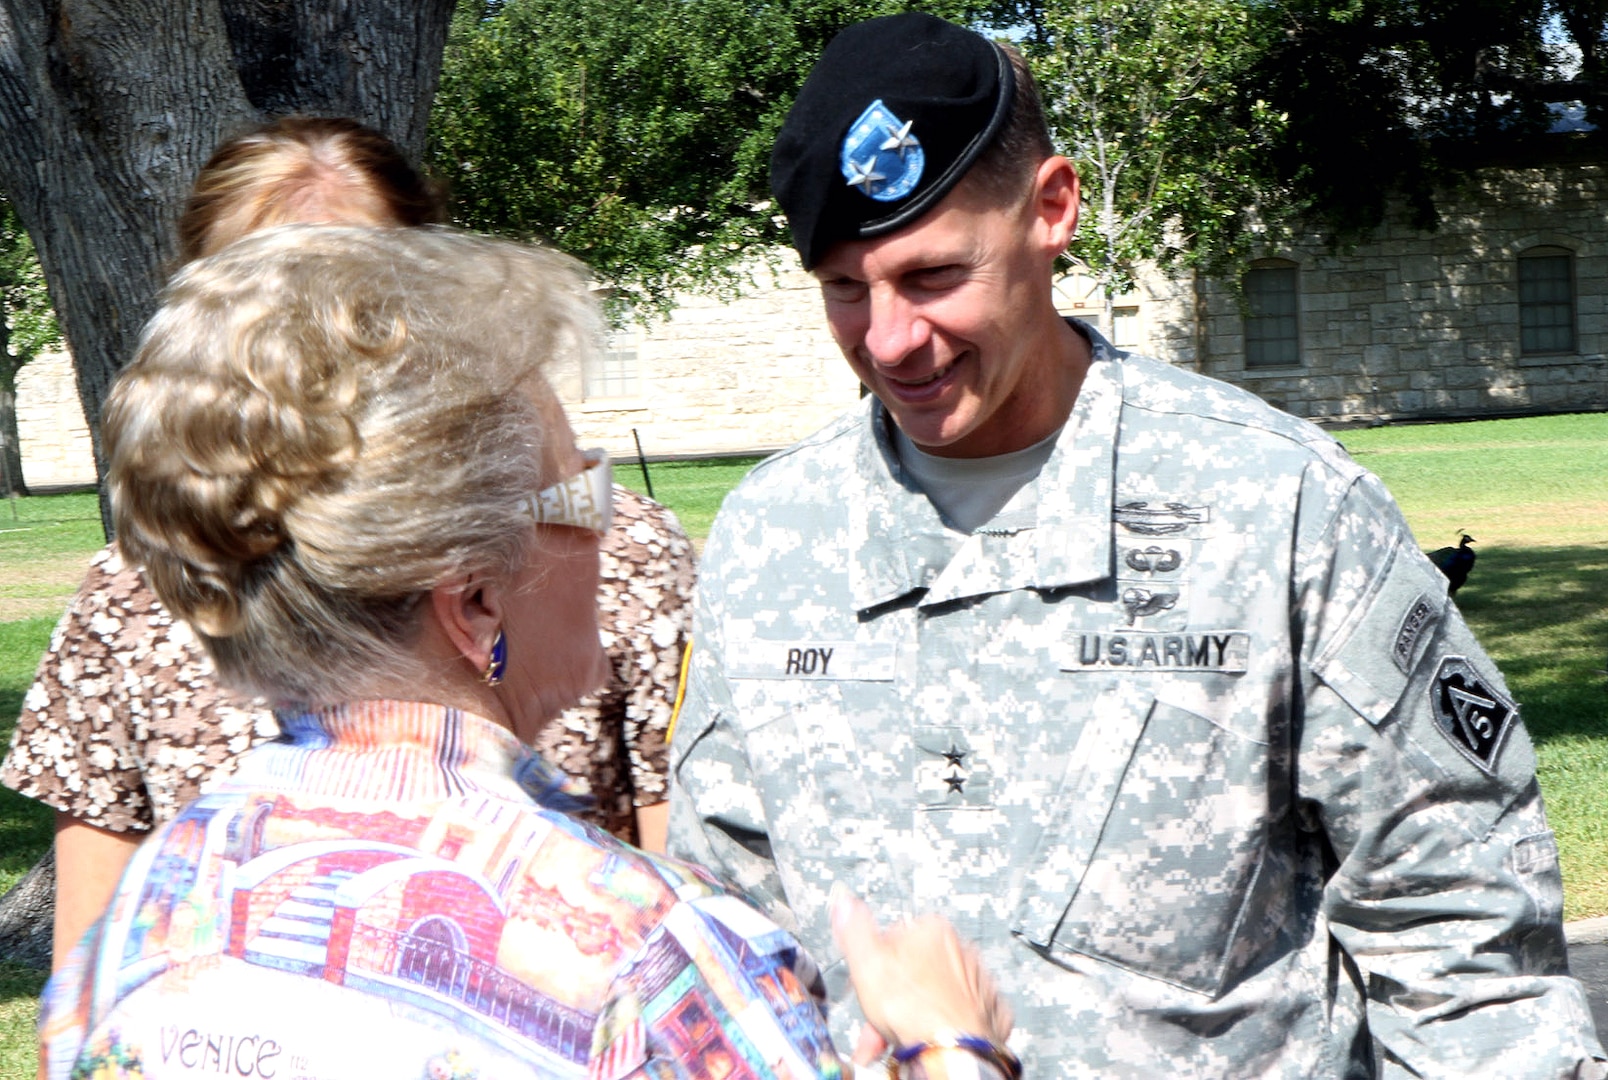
[105, 225, 599, 705]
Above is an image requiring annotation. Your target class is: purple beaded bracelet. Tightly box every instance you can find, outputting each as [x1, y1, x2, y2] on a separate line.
[891, 1035, 1023, 1080]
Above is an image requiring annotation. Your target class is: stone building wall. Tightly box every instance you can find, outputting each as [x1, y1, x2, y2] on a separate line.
[1134, 161, 1608, 422]
[550, 262, 861, 460]
[15, 160, 1606, 485]
[13, 266, 862, 487]
[16, 351, 96, 490]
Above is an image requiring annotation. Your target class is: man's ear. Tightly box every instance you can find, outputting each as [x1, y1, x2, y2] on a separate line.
[1029, 155, 1080, 257]
[430, 576, 505, 675]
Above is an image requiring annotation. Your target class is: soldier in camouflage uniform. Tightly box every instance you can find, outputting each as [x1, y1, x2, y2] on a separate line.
[666, 12, 1606, 1079]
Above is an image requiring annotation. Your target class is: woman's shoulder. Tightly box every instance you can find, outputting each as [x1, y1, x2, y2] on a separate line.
[540, 820, 834, 1075]
[526, 809, 795, 948]
[604, 485, 695, 564]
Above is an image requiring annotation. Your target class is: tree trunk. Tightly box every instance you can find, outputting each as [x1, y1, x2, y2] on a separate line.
[1191, 266, 1208, 373]
[1101, 180, 1118, 338]
[0, 301, 24, 496]
[0, 357, 25, 498]
[0, 847, 53, 970]
[0, 0, 454, 534]
[0, 0, 454, 963]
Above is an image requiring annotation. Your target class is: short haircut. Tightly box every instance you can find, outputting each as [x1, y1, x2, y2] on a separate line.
[963, 44, 1056, 207]
[178, 116, 446, 263]
[106, 226, 598, 705]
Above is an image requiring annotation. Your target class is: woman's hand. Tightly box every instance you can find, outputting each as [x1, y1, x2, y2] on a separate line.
[830, 887, 1013, 1066]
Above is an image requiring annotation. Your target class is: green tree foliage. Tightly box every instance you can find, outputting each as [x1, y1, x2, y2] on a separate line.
[0, 197, 61, 497]
[1252, 0, 1592, 239]
[1554, 0, 1608, 126]
[1022, 0, 1285, 312]
[429, 0, 997, 314]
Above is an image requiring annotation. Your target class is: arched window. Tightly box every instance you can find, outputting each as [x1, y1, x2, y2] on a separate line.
[1518, 246, 1576, 355]
[399, 914, 468, 988]
[1243, 260, 1300, 368]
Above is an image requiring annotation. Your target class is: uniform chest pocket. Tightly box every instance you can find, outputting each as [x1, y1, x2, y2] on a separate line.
[1016, 698, 1274, 997]
[728, 639, 899, 766]
[732, 675, 906, 835]
[732, 678, 854, 766]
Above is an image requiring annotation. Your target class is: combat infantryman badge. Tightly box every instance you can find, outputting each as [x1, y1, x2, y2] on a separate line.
[1429, 655, 1517, 775]
[1113, 501, 1211, 536]
[840, 100, 924, 201]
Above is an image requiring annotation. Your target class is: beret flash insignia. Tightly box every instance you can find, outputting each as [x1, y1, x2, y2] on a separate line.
[840, 100, 924, 202]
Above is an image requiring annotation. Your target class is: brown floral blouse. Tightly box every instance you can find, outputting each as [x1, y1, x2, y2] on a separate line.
[1, 486, 695, 844]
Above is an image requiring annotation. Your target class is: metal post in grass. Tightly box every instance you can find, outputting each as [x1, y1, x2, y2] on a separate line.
[632, 428, 654, 500]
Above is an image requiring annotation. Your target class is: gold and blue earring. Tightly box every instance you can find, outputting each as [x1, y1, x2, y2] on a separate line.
[482, 629, 507, 686]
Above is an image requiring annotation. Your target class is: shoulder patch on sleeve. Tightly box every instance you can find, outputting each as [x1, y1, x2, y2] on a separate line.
[1429, 655, 1518, 775]
[1313, 541, 1448, 725]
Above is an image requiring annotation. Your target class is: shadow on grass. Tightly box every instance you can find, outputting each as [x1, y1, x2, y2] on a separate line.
[1449, 545, 1608, 746]
[0, 962, 44, 1005]
[0, 783, 51, 891]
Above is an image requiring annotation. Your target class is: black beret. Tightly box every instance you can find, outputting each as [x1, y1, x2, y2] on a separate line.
[771, 12, 1014, 269]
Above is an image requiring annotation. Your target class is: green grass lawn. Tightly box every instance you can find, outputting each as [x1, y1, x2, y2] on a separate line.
[1341, 413, 1608, 920]
[0, 619, 54, 1080]
[0, 493, 103, 626]
[0, 619, 56, 897]
[0, 419, 1604, 1077]
[0, 962, 47, 1080]
[621, 455, 768, 539]
[0, 492, 103, 561]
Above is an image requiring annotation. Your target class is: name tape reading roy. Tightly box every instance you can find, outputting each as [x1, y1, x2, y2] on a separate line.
[728, 641, 897, 681]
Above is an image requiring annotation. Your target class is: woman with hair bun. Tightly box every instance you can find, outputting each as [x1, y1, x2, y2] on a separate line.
[175, 115, 446, 261]
[3, 117, 695, 972]
[35, 225, 1010, 1080]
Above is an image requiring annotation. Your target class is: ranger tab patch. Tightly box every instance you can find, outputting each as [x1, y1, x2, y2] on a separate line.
[1392, 593, 1440, 673]
[1429, 655, 1517, 774]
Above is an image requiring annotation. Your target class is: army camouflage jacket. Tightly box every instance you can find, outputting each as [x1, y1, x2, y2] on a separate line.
[668, 330, 1606, 1078]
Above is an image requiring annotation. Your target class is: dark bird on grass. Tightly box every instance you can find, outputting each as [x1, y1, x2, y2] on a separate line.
[1427, 533, 1477, 595]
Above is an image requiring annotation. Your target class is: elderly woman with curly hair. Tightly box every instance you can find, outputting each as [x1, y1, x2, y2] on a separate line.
[5, 117, 694, 982]
[35, 225, 1011, 1080]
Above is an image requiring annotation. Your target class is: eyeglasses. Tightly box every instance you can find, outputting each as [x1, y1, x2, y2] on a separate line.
[525, 448, 613, 535]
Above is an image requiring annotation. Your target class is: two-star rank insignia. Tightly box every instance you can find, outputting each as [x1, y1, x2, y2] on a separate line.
[1429, 655, 1517, 775]
[839, 99, 924, 202]
[940, 743, 967, 793]
[916, 730, 987, 805]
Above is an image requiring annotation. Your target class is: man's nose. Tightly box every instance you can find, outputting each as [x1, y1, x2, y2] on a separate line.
[862, 287, 931, 366]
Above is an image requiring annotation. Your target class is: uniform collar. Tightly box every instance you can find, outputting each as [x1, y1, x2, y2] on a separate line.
[844, 399, 955, 610]
[846, 320, 1123, 612]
